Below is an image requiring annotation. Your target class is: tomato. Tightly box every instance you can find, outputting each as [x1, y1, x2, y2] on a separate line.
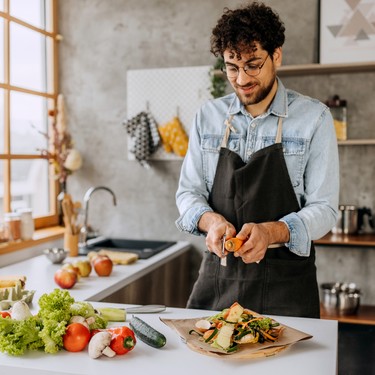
[0, 311, 11, 318]
[63, 323, 91, 352]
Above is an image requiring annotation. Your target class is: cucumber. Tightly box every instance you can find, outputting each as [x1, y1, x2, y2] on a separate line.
[129, 316, 167, 348]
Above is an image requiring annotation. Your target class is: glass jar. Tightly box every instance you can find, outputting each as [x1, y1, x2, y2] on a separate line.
[0, 220, 10, 243]
[326, 95, 347, 141]
[4, 212, 22, 241]
[17, 208, 35, 241]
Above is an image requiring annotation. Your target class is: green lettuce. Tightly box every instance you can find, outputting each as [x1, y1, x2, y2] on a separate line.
[0, 316, 44, 356]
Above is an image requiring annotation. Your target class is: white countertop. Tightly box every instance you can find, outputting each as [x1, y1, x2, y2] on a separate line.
[0, 240, 191, 304]
[0, 301, 338, 375]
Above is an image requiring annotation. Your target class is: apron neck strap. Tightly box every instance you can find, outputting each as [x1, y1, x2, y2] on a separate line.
[222, 115, 235, 147]
[276, 117, 283, 144]
[222, 115, 283, 148]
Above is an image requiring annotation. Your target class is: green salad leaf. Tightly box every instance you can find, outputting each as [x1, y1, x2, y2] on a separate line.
[0, 315, 44, 356]
[0, 289, 108, 356]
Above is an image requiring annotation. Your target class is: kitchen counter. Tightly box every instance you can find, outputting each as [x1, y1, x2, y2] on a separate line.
[0, 240, 190, 304]
[0, 301, 337, 375]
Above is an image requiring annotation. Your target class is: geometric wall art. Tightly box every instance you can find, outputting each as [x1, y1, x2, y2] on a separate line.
[319, 0, 375, 63]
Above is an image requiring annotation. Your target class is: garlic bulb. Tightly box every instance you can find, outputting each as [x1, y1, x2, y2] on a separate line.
[64, 149, 83, 171]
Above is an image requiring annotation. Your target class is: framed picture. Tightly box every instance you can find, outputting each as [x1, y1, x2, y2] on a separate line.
[319, 0, 375, 64]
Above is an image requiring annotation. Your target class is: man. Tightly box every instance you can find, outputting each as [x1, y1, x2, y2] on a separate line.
[175, 2, 339, 318]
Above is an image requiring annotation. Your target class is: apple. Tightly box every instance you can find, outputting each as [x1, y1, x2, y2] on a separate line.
[54, 268, 77, 289]
[62, 263, 81, 279]
[93, 255, 113, 276]
[73, 260, 92, 277]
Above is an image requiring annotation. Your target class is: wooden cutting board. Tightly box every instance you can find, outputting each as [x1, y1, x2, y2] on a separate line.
[88, 250, 138, 265]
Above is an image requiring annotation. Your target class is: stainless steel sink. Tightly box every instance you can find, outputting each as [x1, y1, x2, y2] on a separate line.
[78, 237, 176, 259]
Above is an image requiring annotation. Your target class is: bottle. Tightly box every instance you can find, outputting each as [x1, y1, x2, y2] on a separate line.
[4, 212, 22, 241]
[17, 208, 35, 241]
[326, 95, 347, 141]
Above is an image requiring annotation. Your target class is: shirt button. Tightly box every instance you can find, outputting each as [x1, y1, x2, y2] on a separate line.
[251, 123, 256, 128]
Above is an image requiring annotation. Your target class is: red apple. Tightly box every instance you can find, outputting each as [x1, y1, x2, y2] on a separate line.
[93, 255, 113, 276]
[73, 260, 92, 277]
[54, 268, 78, 289]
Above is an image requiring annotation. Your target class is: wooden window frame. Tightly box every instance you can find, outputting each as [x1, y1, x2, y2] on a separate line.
[0, 0, 61, 243]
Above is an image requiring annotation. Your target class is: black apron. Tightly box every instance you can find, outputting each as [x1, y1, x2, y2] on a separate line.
[187, 115, 320, 318]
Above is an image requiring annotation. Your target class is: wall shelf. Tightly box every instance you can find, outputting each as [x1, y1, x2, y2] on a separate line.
[314, 233, 375, 247]
[320, 304, 375, 325]
[338, 139, 375, 146]
[213, 61, 375, 77]
[277, 61, 375, 76]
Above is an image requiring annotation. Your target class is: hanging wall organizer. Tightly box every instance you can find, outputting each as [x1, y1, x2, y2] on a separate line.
[126, 65, 212, 161]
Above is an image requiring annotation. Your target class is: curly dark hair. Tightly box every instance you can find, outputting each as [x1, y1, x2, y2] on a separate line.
[210, 2, 285, 59]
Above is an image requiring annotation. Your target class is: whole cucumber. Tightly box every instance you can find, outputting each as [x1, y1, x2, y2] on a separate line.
[129, 316, 167, 348]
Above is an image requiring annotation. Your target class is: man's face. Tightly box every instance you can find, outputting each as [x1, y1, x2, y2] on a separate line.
[223, 47, 279, 109]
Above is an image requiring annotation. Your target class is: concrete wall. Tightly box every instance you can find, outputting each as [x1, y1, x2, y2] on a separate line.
[58, 0, 375, 304]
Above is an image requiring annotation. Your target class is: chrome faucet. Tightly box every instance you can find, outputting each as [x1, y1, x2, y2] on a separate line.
[79, 186, 117, 249]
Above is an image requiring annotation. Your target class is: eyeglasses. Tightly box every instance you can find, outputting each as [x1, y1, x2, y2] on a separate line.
[221, 55, 269, 78]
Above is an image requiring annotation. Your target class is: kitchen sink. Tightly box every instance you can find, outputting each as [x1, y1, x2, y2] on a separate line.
[78, 237, 176, 259]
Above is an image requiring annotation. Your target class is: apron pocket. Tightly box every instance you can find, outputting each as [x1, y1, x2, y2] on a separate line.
[263, 258, 320, 318]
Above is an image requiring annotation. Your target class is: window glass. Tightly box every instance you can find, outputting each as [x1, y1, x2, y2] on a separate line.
[0, 89, 4, 153]
[10, 22, 46, 92]
[0, 161, 4, 214]
[10, 91, 48, 154]
[11, 159, 50, 216]
[0, 18, 3, 83]
[10, 0, 45, 30]
[0, 0, 3, 11]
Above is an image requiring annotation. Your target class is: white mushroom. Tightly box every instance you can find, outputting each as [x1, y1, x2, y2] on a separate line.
[11, 301, 33, 320]
[69, 316, 89, 329]
[88, 332, 116, 359]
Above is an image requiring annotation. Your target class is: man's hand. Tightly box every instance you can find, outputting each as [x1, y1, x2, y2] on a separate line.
[234, 222, 290, 263]
[198, 212, 236, 258]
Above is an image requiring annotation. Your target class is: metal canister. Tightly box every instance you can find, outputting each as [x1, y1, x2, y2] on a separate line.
[342, 205, 358, 234]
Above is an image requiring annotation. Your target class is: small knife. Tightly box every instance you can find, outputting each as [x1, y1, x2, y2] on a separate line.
[220, 234, 227, 267]
[125, 305, 166, 313]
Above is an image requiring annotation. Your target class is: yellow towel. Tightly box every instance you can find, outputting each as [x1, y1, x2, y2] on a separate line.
[158, 117, 189, 157]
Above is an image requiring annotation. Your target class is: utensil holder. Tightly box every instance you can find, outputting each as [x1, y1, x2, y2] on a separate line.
[64, 231, 79, 257]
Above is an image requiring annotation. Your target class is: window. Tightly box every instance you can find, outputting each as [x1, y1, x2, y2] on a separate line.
[0, 0, 59, 230]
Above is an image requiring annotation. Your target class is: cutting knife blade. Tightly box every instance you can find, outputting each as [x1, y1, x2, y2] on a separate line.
[220, 234, 227, 267]
[125, 305, 166, 313]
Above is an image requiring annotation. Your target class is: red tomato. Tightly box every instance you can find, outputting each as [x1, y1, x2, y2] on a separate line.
[0, 311, 11, 318]
[63, 323, 91, 352]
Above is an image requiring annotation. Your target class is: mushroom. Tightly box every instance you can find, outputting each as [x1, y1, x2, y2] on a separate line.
[11, 300, 33, 320]
[195, 319, 211, 333]
[69, 315, 90, 329]
[88, 331, 116, 359]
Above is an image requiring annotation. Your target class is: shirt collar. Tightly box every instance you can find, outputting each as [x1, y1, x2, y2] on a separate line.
[227, 77, 288, 118]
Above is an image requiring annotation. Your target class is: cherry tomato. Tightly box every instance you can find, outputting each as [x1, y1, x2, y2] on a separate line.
[0, 311, 11, 318]
[63, 323, 91, 352]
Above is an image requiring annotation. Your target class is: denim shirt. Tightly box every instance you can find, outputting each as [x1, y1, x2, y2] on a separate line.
[176, 78, 339, 256]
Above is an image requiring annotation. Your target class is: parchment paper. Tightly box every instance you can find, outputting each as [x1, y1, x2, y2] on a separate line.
[161, 314, 312, 359]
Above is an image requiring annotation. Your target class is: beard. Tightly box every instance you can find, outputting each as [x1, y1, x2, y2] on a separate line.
[234, 71, 277, 107]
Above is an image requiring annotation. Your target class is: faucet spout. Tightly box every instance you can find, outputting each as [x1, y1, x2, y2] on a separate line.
[79, 186, 117, 249]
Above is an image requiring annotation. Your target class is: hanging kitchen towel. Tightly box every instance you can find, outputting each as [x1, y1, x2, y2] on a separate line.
[158, 116, 189, 157]
[123, 111, 161, 168]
